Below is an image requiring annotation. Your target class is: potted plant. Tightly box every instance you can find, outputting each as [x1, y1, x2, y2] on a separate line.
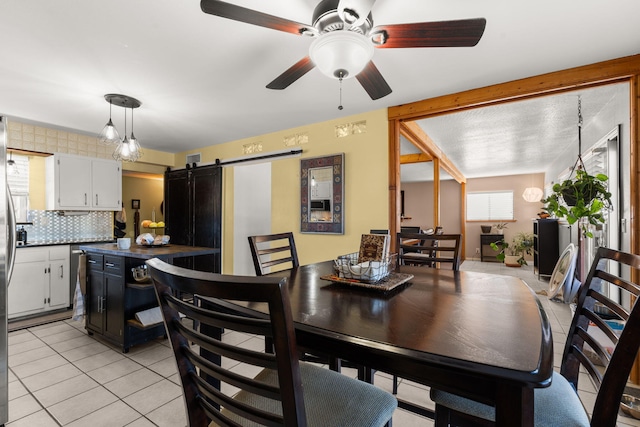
[490, 232, 534, 267]
[494, 222, 508, 235]
[542, 168, 612, 237]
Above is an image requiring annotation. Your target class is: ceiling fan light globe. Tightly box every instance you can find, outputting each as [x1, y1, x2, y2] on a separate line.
[309, 31, 373, 80]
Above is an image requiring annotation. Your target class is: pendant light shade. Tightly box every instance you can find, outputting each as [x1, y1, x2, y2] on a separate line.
[7, 152, 18, 176]
[522, 187, 544, 202]
[112, 102, 142, 162]
[99, 100, 120, 145]
[309, 30, 373, 80]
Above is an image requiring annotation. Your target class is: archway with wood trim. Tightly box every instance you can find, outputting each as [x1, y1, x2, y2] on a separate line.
[387, 53, 640, 381]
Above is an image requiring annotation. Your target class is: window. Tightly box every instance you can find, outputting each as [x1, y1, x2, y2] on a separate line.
[467, 191, 513, 221]
[7, 154, 29, 222]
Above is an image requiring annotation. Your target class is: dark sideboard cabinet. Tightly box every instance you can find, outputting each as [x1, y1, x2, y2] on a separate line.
[533, 219, 559, 278]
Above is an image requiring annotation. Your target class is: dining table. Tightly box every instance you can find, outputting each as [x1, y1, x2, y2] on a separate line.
[227, 261, 554, 426]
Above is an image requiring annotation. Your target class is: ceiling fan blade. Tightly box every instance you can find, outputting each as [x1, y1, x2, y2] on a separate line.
[200, 0, 311, 35]
[372, 18, 486, 48]
[356, 61, 392, 100]
[266, 57, 316, 90]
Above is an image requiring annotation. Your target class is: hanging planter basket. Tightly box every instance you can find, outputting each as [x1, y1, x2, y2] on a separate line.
[561, 185, 597, 207]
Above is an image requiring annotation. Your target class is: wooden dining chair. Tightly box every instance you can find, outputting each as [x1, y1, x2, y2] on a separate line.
[397, 232, 462, 270]
[431, 247, 640, 427]
[248, 232, 299, 276]
[146, 258, 397, 427]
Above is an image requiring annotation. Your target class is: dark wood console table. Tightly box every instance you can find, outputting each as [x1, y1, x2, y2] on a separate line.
[480, 233, 503, 262]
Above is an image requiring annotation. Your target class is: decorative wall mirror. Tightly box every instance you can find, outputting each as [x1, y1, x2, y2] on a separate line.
[301, 153, 344, 234]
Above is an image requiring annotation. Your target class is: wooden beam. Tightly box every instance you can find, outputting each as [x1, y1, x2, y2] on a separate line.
[400, 153, 433, 164]
[400, 121, 466, 184]
[389, 54, 640, 121]
[433, 157, 440, 227]
[389, 119, 401, 250]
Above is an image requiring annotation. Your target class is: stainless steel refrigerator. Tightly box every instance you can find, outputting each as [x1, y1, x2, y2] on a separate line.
[0, 116, 15, 425]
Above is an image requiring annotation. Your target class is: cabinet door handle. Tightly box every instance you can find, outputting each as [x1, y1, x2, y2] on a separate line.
[84, 193, 87, 205]
[105, 262, 115, 268]
[88, 259, 96, 264]
[95, 194, 99, 206]
[59, 265, 64, 279]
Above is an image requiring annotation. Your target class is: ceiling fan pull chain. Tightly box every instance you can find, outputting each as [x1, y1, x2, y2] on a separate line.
[338, 76, 344, 110]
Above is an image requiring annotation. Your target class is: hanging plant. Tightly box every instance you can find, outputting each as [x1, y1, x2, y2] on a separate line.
[542, 96, 613, 238]
[543, 169, 612, 238]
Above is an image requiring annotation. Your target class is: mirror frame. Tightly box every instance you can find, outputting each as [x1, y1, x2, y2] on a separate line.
[300, 153, 344, 234]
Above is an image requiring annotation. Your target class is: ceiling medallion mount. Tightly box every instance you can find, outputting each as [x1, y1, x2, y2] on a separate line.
[104, 94, 141, 109]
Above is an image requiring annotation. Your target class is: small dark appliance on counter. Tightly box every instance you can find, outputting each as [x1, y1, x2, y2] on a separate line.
[16, 225, 28, 246]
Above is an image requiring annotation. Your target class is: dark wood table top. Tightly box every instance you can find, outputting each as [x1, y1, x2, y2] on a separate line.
[233, 261, 553, 426]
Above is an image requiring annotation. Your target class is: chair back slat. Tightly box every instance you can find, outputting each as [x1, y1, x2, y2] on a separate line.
[147, 257, 307, 427]
[248, 232, 300, 276]
[560, 247, 640, 427]
[396, 232, 462, 270]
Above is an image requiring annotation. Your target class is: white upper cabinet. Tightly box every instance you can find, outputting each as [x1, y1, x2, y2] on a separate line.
[46, 153, 122, 211]
[91, 159, 122, 209]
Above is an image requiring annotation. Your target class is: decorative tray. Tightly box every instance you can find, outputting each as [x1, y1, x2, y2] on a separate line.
[320, 272, 414, 292]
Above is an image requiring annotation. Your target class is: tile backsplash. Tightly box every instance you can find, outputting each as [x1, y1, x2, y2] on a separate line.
[22, 210, 113, 244]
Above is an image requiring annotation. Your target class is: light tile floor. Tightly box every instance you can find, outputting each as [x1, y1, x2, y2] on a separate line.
[6, 261, 640, 426]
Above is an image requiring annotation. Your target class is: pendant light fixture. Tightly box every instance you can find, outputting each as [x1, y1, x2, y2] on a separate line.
[100, 94, 142, 162]
[7, 151, 18, 176]
[98, 98, 120, 145]
[522, 186, 543, 202]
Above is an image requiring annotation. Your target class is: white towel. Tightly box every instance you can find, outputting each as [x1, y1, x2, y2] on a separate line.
[115, 206, 127, 224]
[72, 277, 85, 322]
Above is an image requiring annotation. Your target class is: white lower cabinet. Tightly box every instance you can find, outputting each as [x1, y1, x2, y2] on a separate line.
[9, 245, 71, 319]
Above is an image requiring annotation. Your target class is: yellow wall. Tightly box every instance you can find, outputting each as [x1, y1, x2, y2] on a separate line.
[176, 109, 390, 273]
[122, 175, 165, 239]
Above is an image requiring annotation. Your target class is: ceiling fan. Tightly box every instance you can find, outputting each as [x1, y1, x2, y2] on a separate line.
[201, 0, 486, 100]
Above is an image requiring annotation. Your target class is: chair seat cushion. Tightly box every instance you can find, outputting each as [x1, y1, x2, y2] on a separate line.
[213, 362, 397, 426]
[430, 372, 590, 426]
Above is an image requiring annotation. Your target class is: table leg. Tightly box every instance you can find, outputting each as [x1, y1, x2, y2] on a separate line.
[495, 384, 534, 427]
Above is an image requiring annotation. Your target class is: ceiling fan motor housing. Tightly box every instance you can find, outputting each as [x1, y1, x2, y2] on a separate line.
[312, 0, 373, 35]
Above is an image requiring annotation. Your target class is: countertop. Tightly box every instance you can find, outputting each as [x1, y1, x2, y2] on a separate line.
[78, 242, 220, 260]
[16, 239, 115, 248]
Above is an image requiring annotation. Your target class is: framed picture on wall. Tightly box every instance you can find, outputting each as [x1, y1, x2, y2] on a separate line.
[131, 199, 140, 210]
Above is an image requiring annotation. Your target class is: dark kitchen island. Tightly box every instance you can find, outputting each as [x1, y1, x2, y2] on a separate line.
[79, 243, 220, 352]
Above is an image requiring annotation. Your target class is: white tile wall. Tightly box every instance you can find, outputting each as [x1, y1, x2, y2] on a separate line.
[7, 120, 112, 160]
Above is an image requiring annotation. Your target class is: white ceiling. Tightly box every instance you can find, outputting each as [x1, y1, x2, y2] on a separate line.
[2, 1, 640, 177]
[400, 82, 629, 181]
